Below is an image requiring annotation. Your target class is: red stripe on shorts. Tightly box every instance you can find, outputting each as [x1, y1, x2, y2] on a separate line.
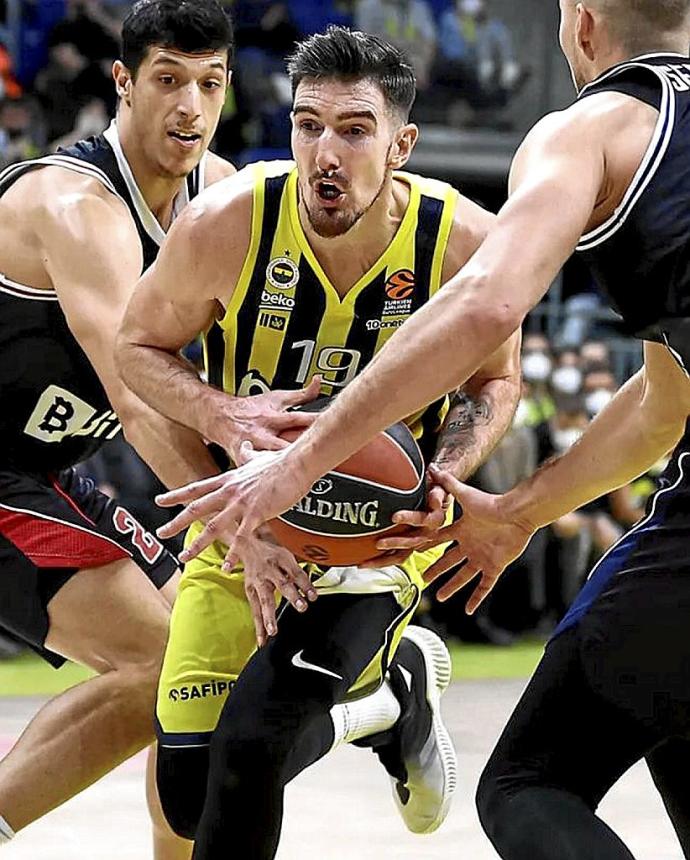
[50, 475, 98, 525]
[0, 506, 128, 568]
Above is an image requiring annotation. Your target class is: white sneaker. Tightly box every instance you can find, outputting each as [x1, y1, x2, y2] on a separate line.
[373, 625, 457, 834]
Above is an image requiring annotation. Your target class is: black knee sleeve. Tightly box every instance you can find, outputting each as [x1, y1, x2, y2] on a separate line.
[156, 744, 210, 841]
[476, 759, 504, 839]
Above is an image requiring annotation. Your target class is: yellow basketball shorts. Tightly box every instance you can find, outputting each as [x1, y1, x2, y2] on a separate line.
[156, 521, 450, 742]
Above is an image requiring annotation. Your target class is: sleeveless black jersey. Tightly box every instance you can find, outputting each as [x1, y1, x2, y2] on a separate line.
[0, 121, 206, 472]
[575, 53, 690, 369]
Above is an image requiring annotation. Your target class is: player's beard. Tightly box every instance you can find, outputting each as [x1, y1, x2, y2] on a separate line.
[304, 165, 391, 239]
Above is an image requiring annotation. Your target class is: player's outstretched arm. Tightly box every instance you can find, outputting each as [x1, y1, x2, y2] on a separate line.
[36, 171, 219, 489]
[364, 331, 522, 564]
[424, 341, 690, 610]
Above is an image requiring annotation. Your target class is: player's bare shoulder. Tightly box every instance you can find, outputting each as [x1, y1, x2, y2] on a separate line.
[0, 163, 139, 291]
[443, 193, 496, 280]
[165, 161, 266, 302]
[204, 151, 237, 186]
[515, 93, 656, 183]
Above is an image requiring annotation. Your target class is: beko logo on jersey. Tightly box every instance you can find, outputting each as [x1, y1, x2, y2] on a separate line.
[292, 496, 380, 528]
[266, 256, 299, 289]
[260, 289, 295, 309]
[24, 385, 121, 444]
[168, 680, 234, 702]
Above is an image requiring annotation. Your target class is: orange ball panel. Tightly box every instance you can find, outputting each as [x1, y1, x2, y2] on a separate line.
[269, 518, 411, 566]
[280, 429, 420, 491]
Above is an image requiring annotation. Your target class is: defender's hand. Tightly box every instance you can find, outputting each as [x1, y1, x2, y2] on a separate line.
[422, 467, 536, 613]
[156, 443, 315, 563]
[359, 484, 451, 568]
[217, 376, 322, 463]
[240, 528, 318, 647]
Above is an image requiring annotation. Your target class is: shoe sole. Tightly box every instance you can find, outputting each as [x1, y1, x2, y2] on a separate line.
[399, 625, 457, 834]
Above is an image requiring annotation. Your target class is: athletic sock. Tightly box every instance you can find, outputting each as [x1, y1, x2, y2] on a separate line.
[330, 678, 401, 750]
[0, 815, 15, 843]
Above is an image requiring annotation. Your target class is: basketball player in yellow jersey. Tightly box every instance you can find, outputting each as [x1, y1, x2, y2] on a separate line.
[118, 27, 520, 858]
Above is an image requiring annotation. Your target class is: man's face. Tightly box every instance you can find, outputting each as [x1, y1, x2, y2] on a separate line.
[559, 0, 588, 91]
[121, 46, 229, 179]
[291, 78, 405, 239]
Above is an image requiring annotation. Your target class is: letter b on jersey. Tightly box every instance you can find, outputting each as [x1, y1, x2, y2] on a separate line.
[39, 396, 75, 435]
[24, 385, 98, 443]
[24, 385, 121, 443]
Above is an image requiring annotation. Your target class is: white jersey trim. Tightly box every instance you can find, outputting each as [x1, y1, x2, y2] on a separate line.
[576, 63, 675, 252]
[582, 451, 689, 588]
[0, 153, 122, 200]
[0, 273, 59, 302]
[103, 120, 205, 246]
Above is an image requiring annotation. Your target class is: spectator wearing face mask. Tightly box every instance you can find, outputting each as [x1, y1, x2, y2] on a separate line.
[582, 367, 617, 418]
[550, 348, 583, 396]
[547, 392, 586, 458]
[517, 333, 556, 427]
[580, 339, 611, 372]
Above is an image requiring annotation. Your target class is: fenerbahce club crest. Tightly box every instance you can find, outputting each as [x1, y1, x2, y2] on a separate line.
[266, 255, 300, 290]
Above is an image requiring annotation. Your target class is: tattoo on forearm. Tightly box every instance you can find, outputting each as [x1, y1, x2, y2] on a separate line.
[444, 392, 491, 434]
[433, 392, 494, 473]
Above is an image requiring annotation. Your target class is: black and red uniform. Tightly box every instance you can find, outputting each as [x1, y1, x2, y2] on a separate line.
[0, 121, 206, 665]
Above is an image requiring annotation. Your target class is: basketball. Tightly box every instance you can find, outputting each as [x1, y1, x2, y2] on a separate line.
[269, 399, 427, 566]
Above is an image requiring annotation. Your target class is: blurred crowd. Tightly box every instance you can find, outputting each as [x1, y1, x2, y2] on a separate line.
[0, 0, 530, 170]
[421, 331, 663, 646]
[0, 1, 652, 656]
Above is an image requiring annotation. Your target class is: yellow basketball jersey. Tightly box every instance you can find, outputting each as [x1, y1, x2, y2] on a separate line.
[205, 160, 458, 460]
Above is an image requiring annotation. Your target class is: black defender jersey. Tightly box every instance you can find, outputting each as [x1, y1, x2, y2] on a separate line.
[0, 120, 206, 472]
[576, 53, 690, 369]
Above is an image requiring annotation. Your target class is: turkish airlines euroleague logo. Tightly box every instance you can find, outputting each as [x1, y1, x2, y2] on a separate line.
[385, 269, 415, 300]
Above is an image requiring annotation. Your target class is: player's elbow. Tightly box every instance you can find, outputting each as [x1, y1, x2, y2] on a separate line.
[113, 401, 146, 447]
[464, 293, 525, 349]
[447, 270, 527, 343]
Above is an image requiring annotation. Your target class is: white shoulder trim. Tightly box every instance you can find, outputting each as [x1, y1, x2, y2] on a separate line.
[0, 272, 59, 301]
[576, 63, 675, 252]
[0, 153, 121, 199]
[103, 120, 203, 243]
[103, 121, 167, 246]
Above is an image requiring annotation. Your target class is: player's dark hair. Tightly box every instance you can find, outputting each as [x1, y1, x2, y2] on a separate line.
[122, 0, 234, 76]
[287, 27, 416, 121]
